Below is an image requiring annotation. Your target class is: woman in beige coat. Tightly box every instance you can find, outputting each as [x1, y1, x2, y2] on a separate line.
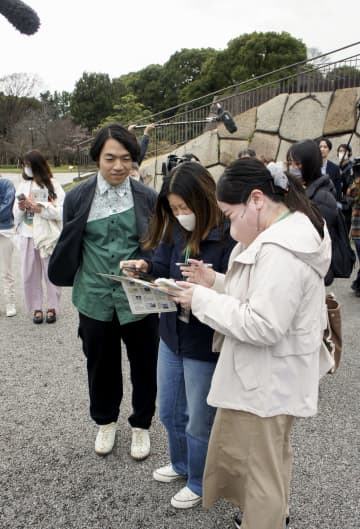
[174, 158, 332, 529]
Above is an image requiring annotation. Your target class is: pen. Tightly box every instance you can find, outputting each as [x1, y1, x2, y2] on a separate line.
[184, 246, 191, 264]
[175, 262, 213, 268]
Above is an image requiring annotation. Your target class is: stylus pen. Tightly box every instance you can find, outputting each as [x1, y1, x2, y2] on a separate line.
[175, 262, 213, 268]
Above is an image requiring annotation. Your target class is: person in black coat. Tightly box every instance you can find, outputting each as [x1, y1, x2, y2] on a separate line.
[287, 139, 338, 285]
[318, 137, 342, 202]
[337, 143, 354, 233]
[48, 124, 159, 460]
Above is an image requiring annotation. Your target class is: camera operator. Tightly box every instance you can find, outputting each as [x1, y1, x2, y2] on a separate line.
[162, 153, 200, 177]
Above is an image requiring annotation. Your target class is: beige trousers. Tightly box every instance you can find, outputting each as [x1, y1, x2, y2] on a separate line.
[203, 408, 295, 529]
[0, 234, 15, 306]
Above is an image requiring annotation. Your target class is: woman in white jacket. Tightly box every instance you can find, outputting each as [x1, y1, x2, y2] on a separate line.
[174, 158, 332, 529]
[14, 150, 64, 324]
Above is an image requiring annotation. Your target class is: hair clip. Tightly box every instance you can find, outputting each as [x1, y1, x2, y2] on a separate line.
[267, 162, 289, 191]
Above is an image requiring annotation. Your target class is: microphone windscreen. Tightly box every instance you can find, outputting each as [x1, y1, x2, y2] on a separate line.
[0, 0, 40, 35]
[218, 110, 237, 134]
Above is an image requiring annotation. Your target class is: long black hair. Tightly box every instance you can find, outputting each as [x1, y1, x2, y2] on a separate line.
[144, 162, 223, 255]
[286, 139, 322, 186]
[21, 150, 56, 200]
[217, 158, 324, 237]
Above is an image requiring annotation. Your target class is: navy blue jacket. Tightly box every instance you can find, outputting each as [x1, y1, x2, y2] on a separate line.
[0, 178, 15, 230]
[148, 224, 235, 362]
[325, 160, 342, 203]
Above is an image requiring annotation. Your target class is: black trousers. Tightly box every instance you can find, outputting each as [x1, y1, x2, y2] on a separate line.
[78, 312, 159, 428]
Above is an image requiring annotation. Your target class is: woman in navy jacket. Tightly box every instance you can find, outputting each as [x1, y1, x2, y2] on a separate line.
[121, 161, 235, 509]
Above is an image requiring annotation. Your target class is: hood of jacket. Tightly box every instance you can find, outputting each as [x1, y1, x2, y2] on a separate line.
[233, 211, 331, 279]
[306, 174, 336, 200]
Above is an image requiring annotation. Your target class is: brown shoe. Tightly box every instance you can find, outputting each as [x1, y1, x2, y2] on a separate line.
[33, 310, 43, 324]
[46, 309, 56, 323]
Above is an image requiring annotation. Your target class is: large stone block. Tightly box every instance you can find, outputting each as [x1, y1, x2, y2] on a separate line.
[279, 93, 332, 141]
[220, 139, 248, 166]
[207, 164, 227, 182]
[323, 88, 359, 136]
[175, 129, 219, 167]
[249, 133, 280, 162]
[256, 93, 288, 133]
[141, 154, 168, 191]
[277, 139, 294, 164]
[217, 107, 256, 140]
[356, 88, 360, 137]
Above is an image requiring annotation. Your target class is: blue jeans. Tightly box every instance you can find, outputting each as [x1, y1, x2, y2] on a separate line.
[157, 339, 216, 496]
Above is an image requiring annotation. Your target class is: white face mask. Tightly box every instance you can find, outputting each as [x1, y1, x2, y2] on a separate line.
[337, 152, 346, 161]
[24, 166, 34, 178]
[288, 166, 302, 179]
[176, 213, 196, 231]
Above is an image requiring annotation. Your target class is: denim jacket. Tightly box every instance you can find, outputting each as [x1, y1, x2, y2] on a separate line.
[0, 178, 15, 230]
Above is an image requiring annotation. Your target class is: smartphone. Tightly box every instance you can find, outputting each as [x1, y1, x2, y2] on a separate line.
[121, 265, 152, 280]
[17, 193, 26, 201]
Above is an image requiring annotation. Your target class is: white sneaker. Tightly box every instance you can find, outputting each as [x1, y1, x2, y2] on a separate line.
[6, 304, 16, 317]
[153, 464, 186, 483]
[130, 427, 150, 460]
[171, 486, 202, 509]
[95, 422, 117, 455]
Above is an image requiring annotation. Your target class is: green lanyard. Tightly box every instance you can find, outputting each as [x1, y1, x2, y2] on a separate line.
[184, 246, 191, 264]
[275, 210, 292, 223]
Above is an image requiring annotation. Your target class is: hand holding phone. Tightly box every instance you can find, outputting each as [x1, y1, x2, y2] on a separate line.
[17, 193, 26, 201]
[121, 265, 152, 280]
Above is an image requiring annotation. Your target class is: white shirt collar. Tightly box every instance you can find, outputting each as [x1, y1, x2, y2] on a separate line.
[97, 172, 131, 197]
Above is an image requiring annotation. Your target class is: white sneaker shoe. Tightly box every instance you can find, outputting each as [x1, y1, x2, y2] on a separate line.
[171, 486, 202, 509]
[6, 304, 16, 317]
[95, 422, 117, 455]
[153, 464, 186, 483]
[130, 427, 150, 460]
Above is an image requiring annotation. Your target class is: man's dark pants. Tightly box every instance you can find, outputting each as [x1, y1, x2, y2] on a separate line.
[78, 312, 159, 428]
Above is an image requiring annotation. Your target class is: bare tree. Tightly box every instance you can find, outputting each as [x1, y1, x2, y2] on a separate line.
[0, 72, 44, 98]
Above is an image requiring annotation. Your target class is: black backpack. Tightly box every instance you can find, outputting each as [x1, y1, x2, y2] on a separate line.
[330, 210, 356, 278]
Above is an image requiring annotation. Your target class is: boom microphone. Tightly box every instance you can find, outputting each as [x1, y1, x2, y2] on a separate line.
[0, 0, 40, 35]
[134, 104, 237, 134]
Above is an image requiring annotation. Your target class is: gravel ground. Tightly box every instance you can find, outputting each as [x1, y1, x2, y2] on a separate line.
[0, 251, 359, 529]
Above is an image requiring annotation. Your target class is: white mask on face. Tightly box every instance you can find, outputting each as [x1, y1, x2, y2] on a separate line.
[288, 166, 302, 179]
[24, 166, 33, 178]
[176, 213, 196, 231]
[337, 152, 346, 161]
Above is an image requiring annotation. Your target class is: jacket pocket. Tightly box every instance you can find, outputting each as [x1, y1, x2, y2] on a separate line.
[272, 330, 317, 357]
[233, 345, 259, 390]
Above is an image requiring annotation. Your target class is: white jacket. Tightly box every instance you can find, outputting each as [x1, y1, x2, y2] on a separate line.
[14, 178, 65, 257]
[191, 211, 332, 418]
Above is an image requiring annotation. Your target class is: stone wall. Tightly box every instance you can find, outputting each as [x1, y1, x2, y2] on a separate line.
[140, 87, 360, 189]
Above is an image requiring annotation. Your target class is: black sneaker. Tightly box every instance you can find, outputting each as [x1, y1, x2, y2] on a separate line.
[233, 512, 290, 529]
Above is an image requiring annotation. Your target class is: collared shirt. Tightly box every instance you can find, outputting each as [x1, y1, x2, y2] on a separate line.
[87, 172, 134, 222]
[321, 160, 328, 176]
